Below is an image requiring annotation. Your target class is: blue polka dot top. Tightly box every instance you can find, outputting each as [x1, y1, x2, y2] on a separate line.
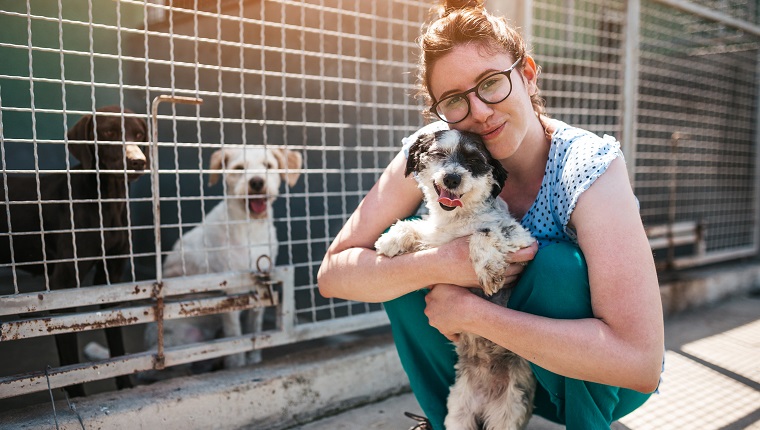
[522, 120, 623, 248]
[401, 120, 624, 249]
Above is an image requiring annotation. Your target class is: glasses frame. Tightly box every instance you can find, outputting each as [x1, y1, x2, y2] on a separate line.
[430, 57, 523, 124]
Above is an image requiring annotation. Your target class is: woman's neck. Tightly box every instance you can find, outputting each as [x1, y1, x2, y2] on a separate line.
[498, 115, 553, 219]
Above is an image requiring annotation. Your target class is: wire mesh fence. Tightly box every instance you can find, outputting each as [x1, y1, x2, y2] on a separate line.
[634, 0, 759, 264]
[0, 0, 758, 406]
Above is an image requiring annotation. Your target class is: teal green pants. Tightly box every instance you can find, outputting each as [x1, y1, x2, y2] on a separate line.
[384, 241, 652, 430]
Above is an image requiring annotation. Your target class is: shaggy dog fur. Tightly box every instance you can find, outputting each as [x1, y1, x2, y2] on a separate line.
[374, 129, 536, 430]
[141, 146, 301, 379]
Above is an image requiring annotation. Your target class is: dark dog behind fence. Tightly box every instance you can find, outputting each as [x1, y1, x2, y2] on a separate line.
[0, 106, 148, 397]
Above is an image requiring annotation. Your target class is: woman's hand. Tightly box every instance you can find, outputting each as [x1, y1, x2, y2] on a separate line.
[439, 237, 539, 289]
[424, 283, 474, 342]
[425, 240, 538, 341]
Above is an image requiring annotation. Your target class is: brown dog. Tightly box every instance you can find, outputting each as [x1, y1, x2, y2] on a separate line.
[0, 106, 148, 396]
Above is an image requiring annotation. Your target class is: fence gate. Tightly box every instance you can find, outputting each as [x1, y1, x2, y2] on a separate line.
[0, 0, 429, 408]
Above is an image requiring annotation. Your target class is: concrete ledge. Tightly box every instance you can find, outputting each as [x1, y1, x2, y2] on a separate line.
[0, 333, 408, 430]
[659, 258, 760, 317]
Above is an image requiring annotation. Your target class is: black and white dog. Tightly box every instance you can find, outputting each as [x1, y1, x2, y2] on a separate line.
[374, 129, 536, 430]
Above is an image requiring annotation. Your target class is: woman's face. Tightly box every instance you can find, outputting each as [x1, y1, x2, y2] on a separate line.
[428, 44, 537, 160]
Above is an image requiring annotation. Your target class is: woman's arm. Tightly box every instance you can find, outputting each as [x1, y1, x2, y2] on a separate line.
[424, 158, 664, 393]
[318, 151, 484, 302]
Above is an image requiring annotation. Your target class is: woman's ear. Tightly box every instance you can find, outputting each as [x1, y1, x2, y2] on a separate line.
[520, 55, 539, 96]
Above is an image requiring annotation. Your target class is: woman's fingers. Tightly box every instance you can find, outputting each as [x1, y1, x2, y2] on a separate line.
[507, 241, 538, 264]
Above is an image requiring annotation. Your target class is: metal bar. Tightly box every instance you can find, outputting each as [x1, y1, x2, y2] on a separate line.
[645, 221, 698, 237]
[652, 0, 760, 38]
[622, 0, 640, 184]
[671, 247, 758, 269]
[257, 312, 391, 351]
[1, 292, 279, 341]
[150, 95, 204, 284]
[753, 50, 760, 257]
[648, 234, 699, 250]
[0, 351, 155, 399]
[0, 334, 268, 398]
[0, 271, 267, 316]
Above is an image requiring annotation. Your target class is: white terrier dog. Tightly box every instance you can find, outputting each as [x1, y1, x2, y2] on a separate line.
[374, 130, 536, 430]
[149, 145, 302, 373]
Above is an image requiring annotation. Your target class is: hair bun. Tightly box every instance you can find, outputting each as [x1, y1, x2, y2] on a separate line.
[439, 0, 485, 16]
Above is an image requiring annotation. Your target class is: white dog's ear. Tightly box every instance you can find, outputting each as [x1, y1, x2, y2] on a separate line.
[271, 148, 303, 187]
[208, 149, 226, 187]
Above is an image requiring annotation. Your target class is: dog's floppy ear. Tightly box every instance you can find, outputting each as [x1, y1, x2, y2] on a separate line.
[208, 149, 227, 187]
[405, 132, 434, 177]
[487, 150, 508, 198]
[271, 147, 303, 187]
[67, 114, 96, 169]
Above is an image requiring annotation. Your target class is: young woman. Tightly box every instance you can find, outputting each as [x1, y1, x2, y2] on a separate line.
[318, 1, 664, 429]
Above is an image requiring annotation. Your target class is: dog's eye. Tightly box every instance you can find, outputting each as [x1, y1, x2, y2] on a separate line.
[427, 149, 446, 158]
[265, 162, 274, 169]
[136, 133, 145, 141]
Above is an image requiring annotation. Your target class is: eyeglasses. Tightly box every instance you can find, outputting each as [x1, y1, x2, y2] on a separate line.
[430, 57, 522, 124]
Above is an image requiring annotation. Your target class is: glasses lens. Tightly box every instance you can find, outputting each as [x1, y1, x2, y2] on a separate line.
[435, 95, 469, 123]
[477, 73, 512, 103]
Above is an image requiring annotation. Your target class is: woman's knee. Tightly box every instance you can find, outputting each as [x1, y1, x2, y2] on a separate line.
[508, 241, 593, 319]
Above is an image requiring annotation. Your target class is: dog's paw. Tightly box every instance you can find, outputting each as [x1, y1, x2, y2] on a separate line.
[478, 262, 509, 296]
[470, 227, 530, 296]
[374, 222, 423, 257]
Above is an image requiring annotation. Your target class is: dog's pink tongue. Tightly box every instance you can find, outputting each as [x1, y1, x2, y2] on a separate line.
[249, 198, 267, 214]
[437, 189, 463, 208]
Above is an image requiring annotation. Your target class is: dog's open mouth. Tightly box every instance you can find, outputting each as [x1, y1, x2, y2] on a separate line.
[434, 184, 463, 211]
[247, 195, 268, 216]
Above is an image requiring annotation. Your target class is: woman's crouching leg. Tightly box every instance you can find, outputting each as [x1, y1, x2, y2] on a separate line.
[508, 241, 652, 429]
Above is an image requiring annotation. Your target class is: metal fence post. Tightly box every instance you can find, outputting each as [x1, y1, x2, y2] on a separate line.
[622, 0, 641, 186]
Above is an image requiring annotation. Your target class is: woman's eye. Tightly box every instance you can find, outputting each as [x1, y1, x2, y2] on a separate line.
[481, 79, 497, 89]
[445, 95, 465, 108]
[479, 75, 505, 93]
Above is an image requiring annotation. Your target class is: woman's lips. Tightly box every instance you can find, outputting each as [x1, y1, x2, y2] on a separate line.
[481, 122, 505, 140]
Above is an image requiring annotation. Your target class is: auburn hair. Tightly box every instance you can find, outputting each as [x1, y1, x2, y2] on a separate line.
[417, 0, 546, 119]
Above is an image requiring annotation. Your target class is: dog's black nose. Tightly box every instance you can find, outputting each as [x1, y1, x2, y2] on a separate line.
[249, 177, 265, 191]
[443, 173, 461, 189]
[129, 158, 146, 171]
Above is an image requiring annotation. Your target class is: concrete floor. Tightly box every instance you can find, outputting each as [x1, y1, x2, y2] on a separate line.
[295, 291, 760, 430]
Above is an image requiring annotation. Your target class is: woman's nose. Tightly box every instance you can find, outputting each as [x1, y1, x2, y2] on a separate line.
[467, 92, 493, 123]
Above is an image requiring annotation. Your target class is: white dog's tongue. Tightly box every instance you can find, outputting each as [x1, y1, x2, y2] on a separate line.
[249, 198, 267, 214]
[437, 189, 463, 208]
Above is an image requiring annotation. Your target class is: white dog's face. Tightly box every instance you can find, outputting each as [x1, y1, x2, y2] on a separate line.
[406, 130, 508, 214]
[209, 147, 302, 218]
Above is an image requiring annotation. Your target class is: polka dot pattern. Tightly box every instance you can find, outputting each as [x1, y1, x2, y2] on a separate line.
[521, 121, 623, 248]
